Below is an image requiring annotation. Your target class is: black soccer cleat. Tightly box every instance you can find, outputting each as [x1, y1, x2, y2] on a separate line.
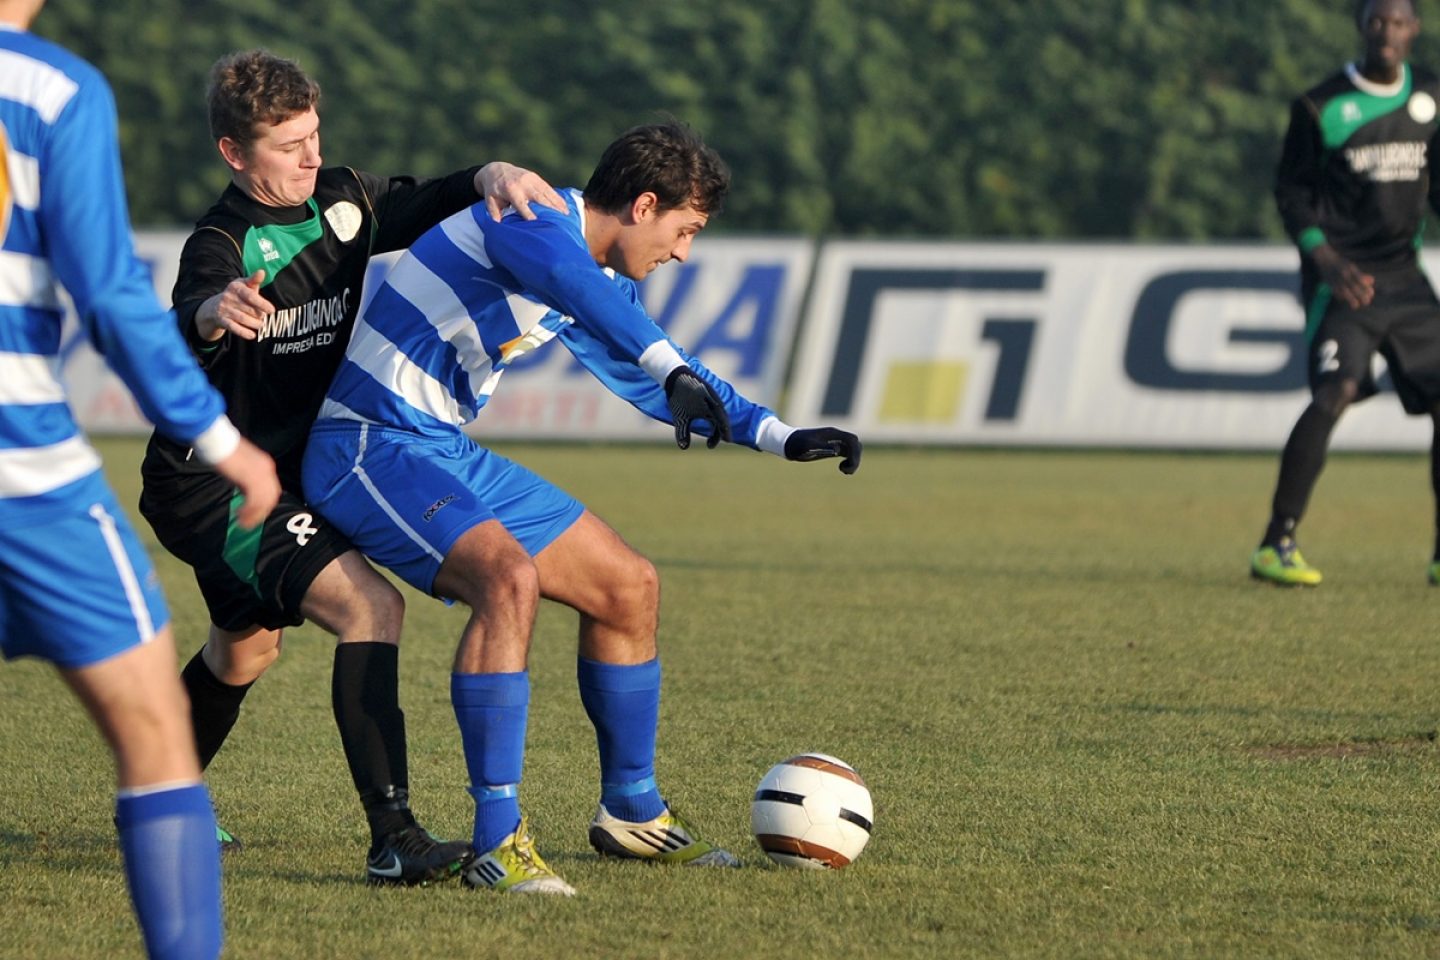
[365, 824, 475, 886]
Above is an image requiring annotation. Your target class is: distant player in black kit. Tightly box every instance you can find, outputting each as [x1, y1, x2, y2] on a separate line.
[1252, 0, 1440, 586]
[138, 49, 565, 884]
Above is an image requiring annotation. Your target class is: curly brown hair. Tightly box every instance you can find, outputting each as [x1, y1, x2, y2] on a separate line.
[207, 49, 320, 147]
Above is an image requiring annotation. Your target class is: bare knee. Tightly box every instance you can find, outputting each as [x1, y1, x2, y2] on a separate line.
[333, 578, 404, 643]
[598, 553, 659, 629]
[447, 551, 541, 674]
[578, 552, 659, 663]
[204, 626, 282, 686]
[479, 554, 541, 621]
[302, 552, 406, 643]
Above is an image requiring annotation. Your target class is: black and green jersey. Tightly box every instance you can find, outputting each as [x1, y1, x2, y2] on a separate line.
[142, 165, 478, 489]
[1275, 62, 1440, 274]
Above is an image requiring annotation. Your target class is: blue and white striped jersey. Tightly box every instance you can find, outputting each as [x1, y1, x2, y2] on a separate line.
[0, 27, 230, 524]
[317, 189, 792, 454]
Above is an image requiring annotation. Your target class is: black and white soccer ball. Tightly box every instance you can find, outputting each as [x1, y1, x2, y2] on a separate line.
[750, 753, 873, 869]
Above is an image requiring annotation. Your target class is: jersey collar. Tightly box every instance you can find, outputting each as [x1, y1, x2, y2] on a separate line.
[1347, 61, 1410, 98]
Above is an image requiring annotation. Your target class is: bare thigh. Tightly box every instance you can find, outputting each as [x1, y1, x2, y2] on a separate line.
[534, 510, 659, 664]
[61, 625, 200, 788]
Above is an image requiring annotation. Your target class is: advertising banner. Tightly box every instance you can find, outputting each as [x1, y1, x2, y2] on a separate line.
[63, 233, 814, 442]
[785, 242, 1435, 450]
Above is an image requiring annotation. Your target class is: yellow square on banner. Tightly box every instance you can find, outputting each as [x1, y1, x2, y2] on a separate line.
[879, 361, 967, 423]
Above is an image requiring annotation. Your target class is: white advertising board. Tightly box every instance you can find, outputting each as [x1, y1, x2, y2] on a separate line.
[65, 235, 1440, 451]
[786, 242, 1435, 450]
[63, 233, 814, 442]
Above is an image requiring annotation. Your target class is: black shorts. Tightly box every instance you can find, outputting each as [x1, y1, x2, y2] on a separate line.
[139, 469, 352, 632]
[1306, 268, 1440, 414]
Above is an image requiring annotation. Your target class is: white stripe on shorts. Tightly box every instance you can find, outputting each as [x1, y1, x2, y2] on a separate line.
[352, 423, 446, 565]
[88, 502, 155, 643]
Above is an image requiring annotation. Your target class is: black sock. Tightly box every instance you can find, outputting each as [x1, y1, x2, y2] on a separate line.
[181, 648, 253, 770]
[1264, 403, 1339, 547]
[1431, 428, 1440, 561]
[332, 642, 412, 841]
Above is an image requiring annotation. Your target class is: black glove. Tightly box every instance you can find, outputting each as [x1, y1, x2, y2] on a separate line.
[784, 427, 862, 474]
[664, 367, 732, 450]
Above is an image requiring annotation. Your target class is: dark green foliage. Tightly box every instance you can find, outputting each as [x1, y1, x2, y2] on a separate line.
[28, 1, 1437, 239]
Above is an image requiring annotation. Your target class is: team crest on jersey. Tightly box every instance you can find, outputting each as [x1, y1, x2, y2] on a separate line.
[1410, 92, 1436, 124]
[1342, 101, 1363, 123]
[324, 201, 362, 242]
[258, 236, 280, 262]
[0, 122, 11, 244]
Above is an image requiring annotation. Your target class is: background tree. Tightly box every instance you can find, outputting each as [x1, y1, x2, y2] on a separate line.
[31, 0, 1431, 239]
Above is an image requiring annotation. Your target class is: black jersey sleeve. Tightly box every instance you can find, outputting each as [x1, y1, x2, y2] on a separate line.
[1274, 97, 1326, 250]
[171, 224, 245, 365]
[350, 167, 482, 255]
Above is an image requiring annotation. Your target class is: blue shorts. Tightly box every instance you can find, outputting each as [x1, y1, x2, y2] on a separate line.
[0, 475, 170, 669]
[302, 421, 584, 596]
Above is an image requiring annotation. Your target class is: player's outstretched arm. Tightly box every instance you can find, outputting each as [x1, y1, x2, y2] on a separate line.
[783, 427, 862, 475]
[211, 437, 280, 529]
[194, 270, 274, 342]
[476, 162, 567, 221]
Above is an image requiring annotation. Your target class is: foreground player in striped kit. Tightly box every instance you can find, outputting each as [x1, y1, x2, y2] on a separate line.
[0, 2, 280, 955]
[303, 121, 861, 894]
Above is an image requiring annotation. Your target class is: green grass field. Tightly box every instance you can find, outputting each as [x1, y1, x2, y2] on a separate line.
[4, 439, 1440, 959]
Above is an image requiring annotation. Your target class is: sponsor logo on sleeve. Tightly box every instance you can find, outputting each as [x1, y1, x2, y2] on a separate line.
[1410, 91, 1437, 124]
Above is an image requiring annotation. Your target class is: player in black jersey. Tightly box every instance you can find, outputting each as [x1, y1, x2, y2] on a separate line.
[1251, 0, 1440, 586]
[137, 49, 565, 885]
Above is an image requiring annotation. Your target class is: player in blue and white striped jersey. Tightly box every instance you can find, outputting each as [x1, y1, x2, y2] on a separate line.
[0, 3, 278, 956]
[303, 121, 860, 894]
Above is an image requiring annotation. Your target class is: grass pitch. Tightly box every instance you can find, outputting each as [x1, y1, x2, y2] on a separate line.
[3, 440, 1440, 959]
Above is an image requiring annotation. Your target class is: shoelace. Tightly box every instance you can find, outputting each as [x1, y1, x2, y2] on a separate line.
[508, 820, 551, 877]
[389, 825, 438, 858]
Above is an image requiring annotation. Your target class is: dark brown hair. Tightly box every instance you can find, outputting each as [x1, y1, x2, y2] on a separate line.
[583, 120, 730, 216]
[207, 49, 320, 146]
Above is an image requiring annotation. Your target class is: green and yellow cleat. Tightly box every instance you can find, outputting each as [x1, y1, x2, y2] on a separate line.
[1250, 538, 1322, 587]
[1429, 562, 1440, 586]
[462, 817, 575, 896]
[216, 825, 241, 853]
[588, 803, 740, 866]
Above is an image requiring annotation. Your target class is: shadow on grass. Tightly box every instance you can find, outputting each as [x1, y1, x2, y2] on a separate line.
[1245, 731, 1437, 761]
[1101, 701, 1408, 724]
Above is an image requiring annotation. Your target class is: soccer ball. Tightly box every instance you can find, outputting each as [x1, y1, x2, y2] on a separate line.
[750, 753, 873, 869]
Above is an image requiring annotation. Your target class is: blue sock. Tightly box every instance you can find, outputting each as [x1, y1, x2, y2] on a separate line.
[114, 782, 224, 960]
[452, 671, 528, 852]
[577, 656, 665, 822]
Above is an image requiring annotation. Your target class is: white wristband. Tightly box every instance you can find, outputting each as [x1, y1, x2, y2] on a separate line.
[754, 415, 795, 457]
[638, 339, 687, 384]
[191, 416, 241, 465]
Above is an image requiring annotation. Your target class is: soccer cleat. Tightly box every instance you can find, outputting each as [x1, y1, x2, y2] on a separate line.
[1249, 538, 1322, 586]
[216, 825, 241, 853]
[1430, 562, 1440, 586]
[462, 817, 575, 895]
[365, 824, 474, 887]
[588, 803, 740, 866]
